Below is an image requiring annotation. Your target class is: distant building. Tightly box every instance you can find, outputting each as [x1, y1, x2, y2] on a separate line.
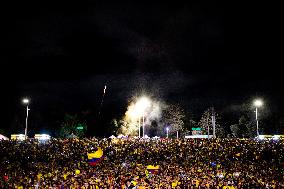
[34, 134, 51, 140]
[11, 134, 25, 140]
[185, 135, 213, 139]
[0, 134, 9, 140]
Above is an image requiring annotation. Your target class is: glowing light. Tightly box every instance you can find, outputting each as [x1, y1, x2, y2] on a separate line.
[125, 97, 151, 122]
[134, 96, 151, 118]
[120, 96, 162, 136]
[254, 99, 263, 107]
[166, 127, 169, 131]
[258, 135, 265, 140]
[22, 99, 29, 104]
[123, 96, 152, 134]
[272, 135, 280, 140]
[34, 134, 51, 140]
[11, 134, 25, 141]
[103, 85, 107, 94]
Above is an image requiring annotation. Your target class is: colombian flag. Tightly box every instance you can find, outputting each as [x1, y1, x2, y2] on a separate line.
[146, 165, 160, 174]
[87, 147, 103, 166]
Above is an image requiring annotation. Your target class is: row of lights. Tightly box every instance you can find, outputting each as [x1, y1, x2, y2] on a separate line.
[11, 134, 51, 141]
[20, 97, 265, 139]
[258, 135, 282, 140]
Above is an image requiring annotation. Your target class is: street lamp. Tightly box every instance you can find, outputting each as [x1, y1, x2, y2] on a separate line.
[22, 98, 30, 140]
[253, 99, 263, 137]
[166, 127, 169, 138]
[138, 117, 141, 138]
[177, 130, 179, 139]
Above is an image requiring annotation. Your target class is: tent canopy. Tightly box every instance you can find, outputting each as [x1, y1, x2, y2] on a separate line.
[0, 134, 9, 140]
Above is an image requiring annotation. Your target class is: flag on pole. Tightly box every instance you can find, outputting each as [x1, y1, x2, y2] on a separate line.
[87, 147, 104, 166]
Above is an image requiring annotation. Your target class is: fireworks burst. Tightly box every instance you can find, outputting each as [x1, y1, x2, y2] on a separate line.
[120, 96, 162, 136]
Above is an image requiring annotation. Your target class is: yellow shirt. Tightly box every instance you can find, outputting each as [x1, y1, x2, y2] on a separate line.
[223, 186, 235, 189]
[37, 173, 42, 180]
[172, 181, 178, 188]
[63, 174, 68, 180]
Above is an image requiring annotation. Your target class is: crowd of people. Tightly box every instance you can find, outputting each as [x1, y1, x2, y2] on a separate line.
[0, 137, 283, 188]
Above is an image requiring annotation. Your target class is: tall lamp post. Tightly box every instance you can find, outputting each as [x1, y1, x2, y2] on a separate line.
[142, 114, 145, 138]
[138, 117, 141, 138]
[23, 98, 30, 140]
[253, 99, 263, 138]
[176, 130, 178, 139]
[166, 127, 169, 138]
[138, 114, 145, 138]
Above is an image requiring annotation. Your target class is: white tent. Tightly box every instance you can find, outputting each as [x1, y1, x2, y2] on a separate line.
[109, 135, 116, 139]
[0, 134, 9, 140]
[144, 135, 150, 139]
[117, 134, 127, 138]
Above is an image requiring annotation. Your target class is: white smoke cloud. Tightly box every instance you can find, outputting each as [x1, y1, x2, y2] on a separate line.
[121, 96, 165, 136]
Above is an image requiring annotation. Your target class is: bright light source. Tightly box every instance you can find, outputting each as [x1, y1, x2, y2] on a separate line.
[34, 134, 50, 140]
[258, 135, 265, 140]
[11, 134, 25, 140]
[122, 96, 162, 136]
[40, 134, 50, 140]
[135, 96, 151, 115]
[254, 99, 263, 107]
[166, 127, 169, 131]
[18, 134, 25, 140]
[22, 98, 29, 104]
[23, 98, 30, 104]
[272, 135, 280, 140]
[127, 96, 151, 120]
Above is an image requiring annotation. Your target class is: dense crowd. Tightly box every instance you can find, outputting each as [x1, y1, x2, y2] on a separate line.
[0, 137, 283, 188]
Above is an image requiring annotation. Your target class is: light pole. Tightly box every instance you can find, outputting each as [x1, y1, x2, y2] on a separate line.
[176, 131, 179, 139]
[253, 99, 263, 137]
[22, 98, 30, 140]
[138, 117, 141, 138]
[166, 127, 169, 138]
[212, 107, 216, 138]
[207, 118, 209, 139]
[142, 114, 145, 138]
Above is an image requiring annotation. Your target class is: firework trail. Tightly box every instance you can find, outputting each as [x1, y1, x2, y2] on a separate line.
[98, 85, 107, 116]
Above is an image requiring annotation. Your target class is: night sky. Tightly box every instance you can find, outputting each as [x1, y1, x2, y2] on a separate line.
[1, 1, 282, 136]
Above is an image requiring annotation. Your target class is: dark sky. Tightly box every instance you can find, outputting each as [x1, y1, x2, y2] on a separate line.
[1, 1, 282, 136]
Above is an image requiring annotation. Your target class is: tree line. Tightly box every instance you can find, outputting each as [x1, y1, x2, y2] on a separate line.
[3, 103, 283, 138]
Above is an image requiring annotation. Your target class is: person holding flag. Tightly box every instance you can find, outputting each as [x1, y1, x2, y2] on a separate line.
[87, 147, 104, 166]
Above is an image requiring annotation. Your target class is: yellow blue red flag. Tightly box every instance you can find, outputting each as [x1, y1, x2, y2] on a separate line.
[87, 147, 103, 166]
[146, 165, 160, 174]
